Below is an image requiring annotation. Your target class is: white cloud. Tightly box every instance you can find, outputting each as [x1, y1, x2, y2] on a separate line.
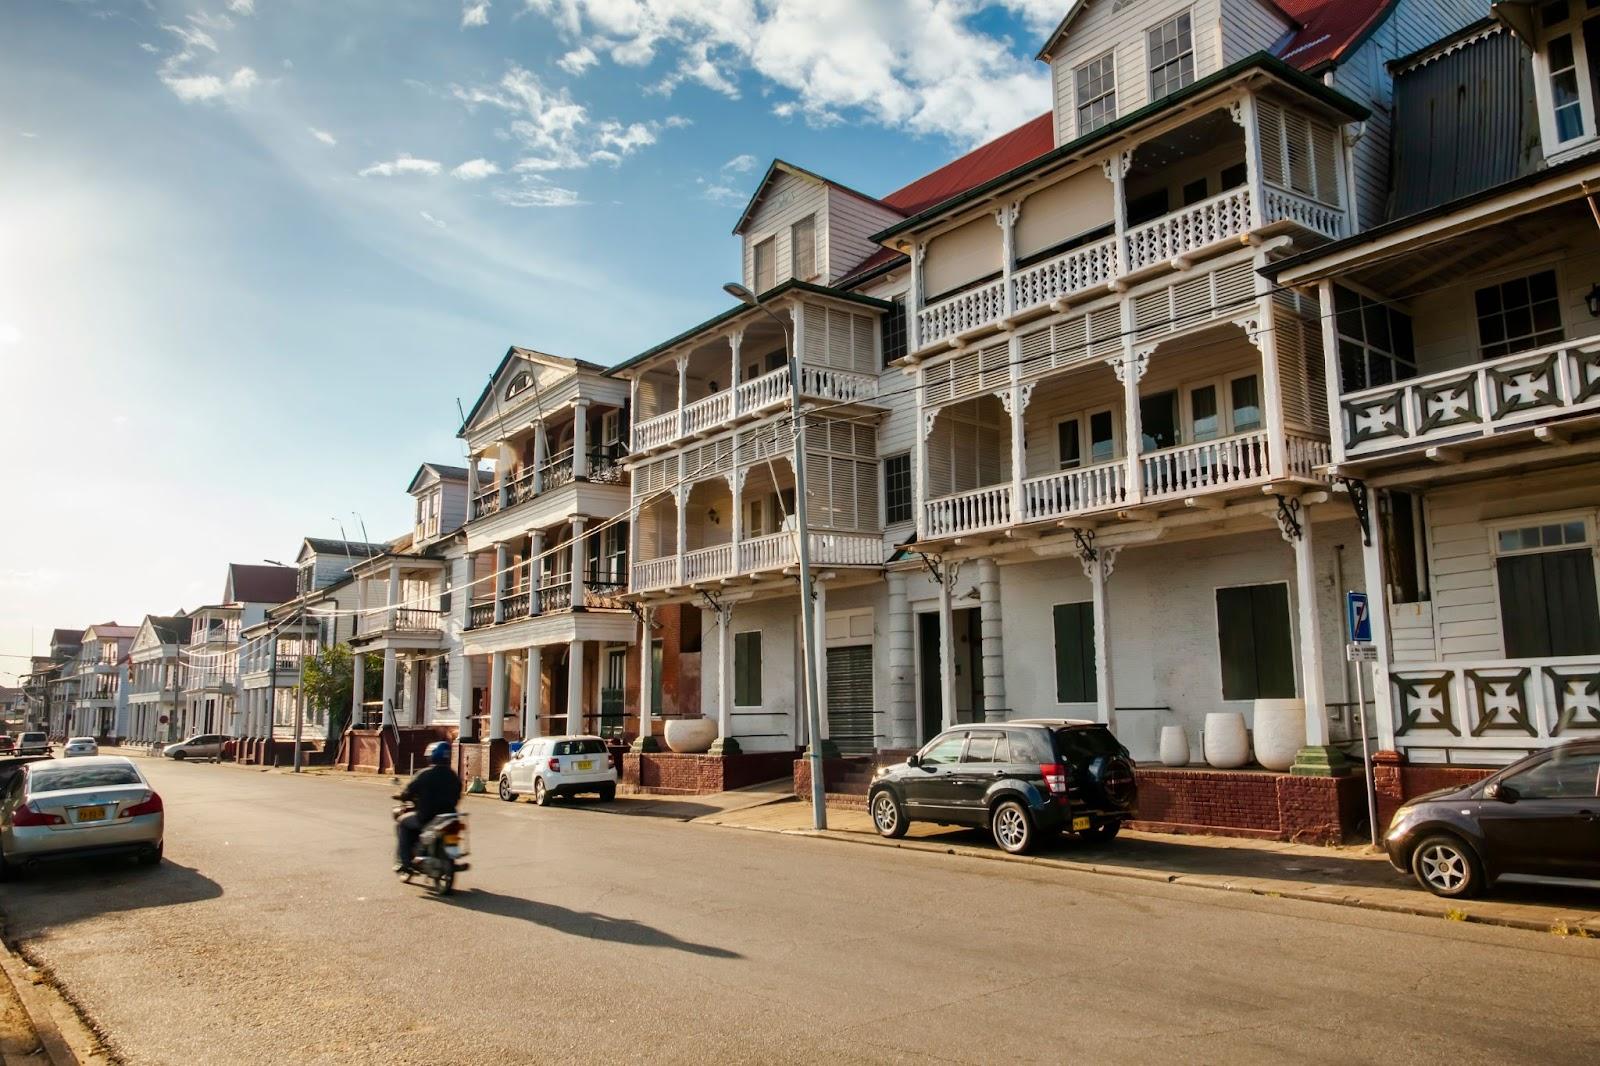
[461, 1, 490, 28]
[228, 0, 257, 14]
[357, 155, 443, 178]
[556, 45, 598, 76]
[309, 127, 337, 146]
[697, 180, 743, 204]
[451, 158, 500, 180]
[139, 42, 159, 54]
[493, 175, 583, 208]
[420, 210, 448, 229]
[161, 66, 258, 103]
[722, 153, 757, 173]
[161, 22, 218, 54]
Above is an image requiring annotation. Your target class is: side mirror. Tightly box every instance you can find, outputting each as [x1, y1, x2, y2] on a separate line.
[1485, 782, 1519, 803]
[906, 753, 920, 768]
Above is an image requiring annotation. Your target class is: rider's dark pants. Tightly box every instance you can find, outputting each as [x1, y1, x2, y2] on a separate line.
[395, 812, 423, 866]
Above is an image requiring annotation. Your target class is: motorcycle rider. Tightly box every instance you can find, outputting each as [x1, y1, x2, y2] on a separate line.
[395, 740, 463, 872]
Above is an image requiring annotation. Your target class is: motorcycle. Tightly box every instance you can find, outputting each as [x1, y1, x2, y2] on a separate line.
[392, 801, 470, 896]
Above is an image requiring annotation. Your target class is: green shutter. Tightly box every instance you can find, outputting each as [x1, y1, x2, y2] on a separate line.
[1216, 586, 1257, 700]
[734, 632, 763, 706]
[1499, 550, 1600, 658]
[1250, 584, 1296, 699]
[1053, 603, 1096, 704]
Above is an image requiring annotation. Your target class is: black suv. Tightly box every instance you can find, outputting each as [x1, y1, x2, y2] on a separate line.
[868, 719, 1137, 854]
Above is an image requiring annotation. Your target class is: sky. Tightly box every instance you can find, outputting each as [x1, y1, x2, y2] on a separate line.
[0, 0, 1059, 683]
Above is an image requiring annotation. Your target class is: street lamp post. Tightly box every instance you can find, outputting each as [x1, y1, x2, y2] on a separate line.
[723, 282, 828, 832]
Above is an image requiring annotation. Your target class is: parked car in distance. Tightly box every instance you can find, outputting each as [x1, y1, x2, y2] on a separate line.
[498, 735, 617, 806]
[1385, 739, 1600, 898]
[0, 736, 14, 756]
[63, 737, 99, 758]
[869, 719, 1138, 855]
[0, 755, 164, 878]
[16, 733, 50, 757]
[163, 734, 227, 761]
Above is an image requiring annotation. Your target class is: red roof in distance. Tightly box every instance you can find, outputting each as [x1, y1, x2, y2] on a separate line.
[1274, 0, 1391, 70]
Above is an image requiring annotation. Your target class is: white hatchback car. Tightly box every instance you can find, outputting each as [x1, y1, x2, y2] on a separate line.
[63, 737, 99, 758]
[499, 735, 617, 806]
[0, 755, 164, 877]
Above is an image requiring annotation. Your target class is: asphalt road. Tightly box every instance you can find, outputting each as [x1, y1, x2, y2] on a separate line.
[2, 757, 1598, 1066]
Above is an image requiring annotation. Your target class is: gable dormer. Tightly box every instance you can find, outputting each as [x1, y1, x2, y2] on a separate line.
[1495, 0, 1600, 163]
[1039, 1, 1295, 147]
[734, 161, 903, 292]
[407, 463, 474, 543]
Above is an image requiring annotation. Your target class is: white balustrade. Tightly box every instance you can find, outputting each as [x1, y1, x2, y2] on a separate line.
[1262, 185, 1345, 240]
[1140, 430, 1272, 501]
[922, 484, 1013, 538]
[1341, 338, 1600, 458]
[1011, 236, 1118, 313]
[634, 411, 678, 451]
[631, 557, 678, 592]
[737, 532, 793, 572]
[797, 366, 878, 404]
[736, 367, 789, 412]
[1285, 432, 1332, 480]
[1019, 460, 1126, 522]
[809, 533, 882, 566]
[684, 544, 734, 583]
[917, 276, 1007, 348]
[1126, 187, 1252, 272]
[1389, 656, 1600, 757]
[684, 391, 733, 436]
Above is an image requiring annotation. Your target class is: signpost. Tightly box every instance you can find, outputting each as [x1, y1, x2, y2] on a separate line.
[1346, 591, 1379, 847]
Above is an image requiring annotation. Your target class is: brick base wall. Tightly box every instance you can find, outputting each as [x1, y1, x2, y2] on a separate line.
[1372, 751, 1494, 828]
[1130, 767, 1367, 844]
[623, 751, 798, 794]
[335, 726, 456, 775]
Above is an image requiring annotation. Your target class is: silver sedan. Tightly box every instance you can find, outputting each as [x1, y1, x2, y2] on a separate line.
[0, 755, 164, 878]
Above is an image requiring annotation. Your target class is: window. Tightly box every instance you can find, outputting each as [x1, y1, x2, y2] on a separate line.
[1230, 376, 1262, 433]
[734, 631, 762, 706]
[1147, 12, 1195, 101]
[1075, 51, 1116, 135]
[1181, 177, 1208, 206]
[884, 454, 913, 525]
[1053, 602, 1096, 704]
[1189, 384, 1220, 442]
[1058, 411, 1116, 469]
[882, 295, 908, 365]
[1502, 750, 1600, 799]
[1548, 31, 1586, 142]
[919, 732, 965, 765]
[1334, 286, 1416, 391]
[753, 236, 776, 293]
[1215, 584, 1295, 700]
[1493, 517, 1600, 657]
[791, 215, 816, 280]
[437, 658, 449, 693]
[1475, 270, 1563, 359]
[1140, 390, 1180, 452]
[962, 730, 1004, 763]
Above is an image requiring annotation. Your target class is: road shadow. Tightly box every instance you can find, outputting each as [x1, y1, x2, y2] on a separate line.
[2, 859, 223, 931]
[441, 888, 743, 959]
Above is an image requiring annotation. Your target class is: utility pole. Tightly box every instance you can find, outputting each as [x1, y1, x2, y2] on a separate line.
[292, 588, 308, 773]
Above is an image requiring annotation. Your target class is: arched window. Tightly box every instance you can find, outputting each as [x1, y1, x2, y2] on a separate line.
[506, 371, 534, 400]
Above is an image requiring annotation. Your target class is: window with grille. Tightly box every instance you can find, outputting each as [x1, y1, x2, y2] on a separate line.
[753, 236, 776, 293]
[1147, 12, 1195, 101]
[1334, 285, 1416, 391]
[1075, 52, 1116, 135]
[884, 453, 912, 525]
[791, 215, 816, 280]
[1475, 270, 1563, 359]
[882, 295, 907, 365]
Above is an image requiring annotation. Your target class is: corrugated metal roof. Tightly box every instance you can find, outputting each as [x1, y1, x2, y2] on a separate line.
[1275, 1, 1395, 70]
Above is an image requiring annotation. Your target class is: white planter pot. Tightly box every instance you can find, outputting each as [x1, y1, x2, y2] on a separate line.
[1158, 725, 1190, 767]
[1252, 699, 1306, 772]
[664, 717, 718, 754]
[1202, 712, 1249, 770]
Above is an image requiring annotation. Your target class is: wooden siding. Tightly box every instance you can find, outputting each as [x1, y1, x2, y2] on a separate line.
[827, 187, 903, 284]
[1220, 0, 1292, 65]
[856, 273, 918, 544]
[742, 170, 829, 292]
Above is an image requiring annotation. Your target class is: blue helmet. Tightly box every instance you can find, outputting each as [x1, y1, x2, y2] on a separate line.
[427, 741, 452, 764]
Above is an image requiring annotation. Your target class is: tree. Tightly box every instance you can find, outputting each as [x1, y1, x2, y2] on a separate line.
[302, 643, 375, 744]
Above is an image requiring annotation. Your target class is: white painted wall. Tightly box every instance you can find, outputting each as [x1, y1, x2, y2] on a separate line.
[700, 597, 798, 752]
[742, 170, 829, 291]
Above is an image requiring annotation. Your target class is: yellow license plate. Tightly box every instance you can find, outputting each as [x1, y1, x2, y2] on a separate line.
[576, 760, 593, 771]
[76, 806, 106, 822]
[1072, 816, 1092, 832]
[443, 834, 460, 846]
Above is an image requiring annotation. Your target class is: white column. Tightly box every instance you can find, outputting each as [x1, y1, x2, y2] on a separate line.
[1360, 494, 1397, 751]
[996, 202, 1018, 316]
[570, 517, 586, 609]
[494, 543, 509, 623]
[1105, 152, 1129, 277]
[887, 572, 916, 747]
[524, 646, 542, 739]
[674, 483, 688, 586]
[489, 651, 507, 741]
[637, 607, 655, 745]
[454, 651, 473, 742]
[532, 423, 547, 495]
[812, 579, 829, 741]
[351, 651, 365, 728]
[938, 571, 957, 731]
[528, 531, 545, 616]
[914, 371, 931, 539]
[572, 401, 590, 480]
[728, 331, 743, 410]
[1317, 279, 1347, 466]
[1256, 290, 1289, 477]
[716, 605, 732, 744]
[675, 354, 689, 439]
[1292, 503, 1329, 747]
[1121, 346, 1145, 505]
[381, 648, 398, 727]
[567, 640, 585, 734]
[908, 242, 924, 353]
[977, 558, 1005, 719]
[466, 456, 480, 516]
[387, 561, 401, 630]
[1088, 552, 1116, 726]
[1237, 94, 1267, 229]
[729, 471, 744, 568]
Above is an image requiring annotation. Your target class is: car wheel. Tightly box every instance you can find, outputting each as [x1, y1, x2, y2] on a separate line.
[172, 750, 187, 761]
[991, 799, 1036, 855]
[1081, 821, 1121, 844]
[497, 776, 518, 802]
[870, 789, 908, 839]
[1411, 833, 1484, 898]
[599, 783, 616, 803]
[138, 843, 163, 867]
[533, 777, 551, 807]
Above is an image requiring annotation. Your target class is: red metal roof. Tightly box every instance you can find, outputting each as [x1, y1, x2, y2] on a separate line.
[879, 112, 1056, 217]
[1275, 0, 1392, 70]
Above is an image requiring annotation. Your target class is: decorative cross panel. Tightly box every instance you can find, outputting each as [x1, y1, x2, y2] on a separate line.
[1393, 672, 1460, 736]
[1545, 665, 1600, 735]
[1343, 392, 1406, 448]
[1487, 354, 1562, 420]
[1574, 348, 1600, 402]
[1415, 373, 1481, 434]
[1465, 668, 1537, 737]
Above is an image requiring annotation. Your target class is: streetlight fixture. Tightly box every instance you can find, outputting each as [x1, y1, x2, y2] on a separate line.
[723, 282, 828, 832]
[265, 558, 309, 773]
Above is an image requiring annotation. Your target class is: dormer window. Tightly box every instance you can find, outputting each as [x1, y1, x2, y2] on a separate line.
[1148, 12, 1195, 102]
[753, 236, 776, 293]
[1075, 51, 1116, 135]
[791, 215, 816, 281]
[1532, 2, 1600, 153]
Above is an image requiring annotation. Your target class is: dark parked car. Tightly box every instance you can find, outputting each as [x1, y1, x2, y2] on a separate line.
[1385, 739, 1600, 898]
[0, 736, 14, 756]
[868, 719, 1137, 855]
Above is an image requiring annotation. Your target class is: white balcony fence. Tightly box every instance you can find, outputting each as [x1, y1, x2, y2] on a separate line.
[1261, 184, 1344, 240]
[737, 366, 789, 412]
[923, 484, 1013, 538]
[635, 411, 679, 451]
[1341, 338, 1600, 458]
[1140, 429, 1272, 501]
[738, 531, 792, 572]
[1019, 460, 1127, 523]
[632, 557, 678, 591]
[1390, 656, 1600, 756]
[1126, 187, 1252, 273]
[917, 277, 1007, 348]
[684, 391, 734, 437]
[631, 532, 882, 592]
[1010, 236, 1118, 316]
[684, 544, 734, 583]
[630, 366, 878, 453]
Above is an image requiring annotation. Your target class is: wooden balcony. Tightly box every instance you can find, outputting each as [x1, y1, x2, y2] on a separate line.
[465, 578, 628, 630]
[1389, 655, 1600, 759]
[630, 531, 883, 595]
[630, 365, 878, 455]
[1340, 337, 1600, 461]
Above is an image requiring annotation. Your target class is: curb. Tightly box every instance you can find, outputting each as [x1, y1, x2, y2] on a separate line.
[705, 819, 1600, 937]
[0, 931, 90, 1065]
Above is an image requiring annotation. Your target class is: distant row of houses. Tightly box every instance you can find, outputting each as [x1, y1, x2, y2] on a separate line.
[15, 0, 1600, 838]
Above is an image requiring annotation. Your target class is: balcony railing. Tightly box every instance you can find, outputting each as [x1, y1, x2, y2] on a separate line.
[394, 608, 444, 632]
[1141, 430, 1272, 501]
[472, 487, 502, 520]
[1018, 459, 1127, 523]
[1340, 337, 1600, 459]
[1389, 655, 1600, 755]
[917, 276, 1007, 349]
[1262, 184, 1344, 240]
[467, 602, 495, 630]
[923, 484, 1013, 539]
[1010, 236, 1118, 318]
[542, 449, 576, 491]
[1126, 187, 1252, 273]
[632, 532, 882, 593]
[508, 466, 538, 506]
[630, 365, 878, 453]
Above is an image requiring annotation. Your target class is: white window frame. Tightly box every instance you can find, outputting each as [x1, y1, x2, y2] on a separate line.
[1470, 262, 1567, 361]
[1075, 50, 1117, 137]
[882, 451, 914, 527]
[1531, 5, 1600, 159]
[1226, 371, 1264, 434]
[1146, 9, 1196, 103]
[1487, 510, 1597, 560]
[1054, 408, 1119, 470]
[752, 235, 777, 293]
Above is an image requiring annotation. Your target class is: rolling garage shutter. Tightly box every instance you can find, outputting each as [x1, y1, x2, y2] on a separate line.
[826, 645, 875, 755]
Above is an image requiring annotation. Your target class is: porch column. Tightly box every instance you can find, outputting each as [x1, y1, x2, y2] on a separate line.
[908, 242, 924, 353]
[812, 579, 829, 741]
[1086, 549, 1117, 726]
[728, 469, 745, 572]
[1005, 334, 1028, 525]
[1104, 151, 1130, 277]
[1317, 279, 1348, 466]
[528, 531, 545, 616]
[728, 331, 743, 413]
[351, 651, 365, 728]
[453, 651, 472, 743]
[977, 558, 1005, 720]
[1360, 491, 1398, 751]
[524, 646, 542, 740]
[532, 423, 547, 495]
[674, 481, 688, 585]
[466, 456, 479, 515]
[675, 354, 689, 439]
[914, 372, 931, 539]
[387, 561, 401, 630]
[1286, 499, 1341, 774]
[570, 518, 587, 609]
[887, 572, 916, 747]
[631, 607, 658, 751]
[572, 401, 590, 480]
[1254, 278, 1289, 476]
[715, 604, 733, 750]
[488, 651, 507, 741]
[938, 569, 957, 731]
[566, 640, 585, 734]
[995, 201, 1018, 316]
[1119, 343, 1146, 506]
[494, 543, 509, 623]
[381, 647, 398, 727]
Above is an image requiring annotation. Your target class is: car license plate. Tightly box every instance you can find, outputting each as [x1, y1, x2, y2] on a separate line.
[1072, 815, 1091, 832]
[576, 759, 593, 771]
[75, 805, 106, 822]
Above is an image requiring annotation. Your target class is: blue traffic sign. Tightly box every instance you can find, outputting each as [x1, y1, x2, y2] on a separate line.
[1346, 591, 1372, 643]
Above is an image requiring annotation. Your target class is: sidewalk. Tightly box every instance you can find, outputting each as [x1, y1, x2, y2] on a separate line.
[0, 935, 94, 1066]
[700, 799, 1600, 936]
